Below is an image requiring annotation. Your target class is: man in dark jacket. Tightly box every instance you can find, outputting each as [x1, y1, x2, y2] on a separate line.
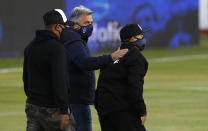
[95, 24, 149, 131]
[60, 5, 128, 131]
[23, 9, 70, 131]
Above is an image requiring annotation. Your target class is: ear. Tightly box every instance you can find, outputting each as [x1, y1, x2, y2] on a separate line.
[129, 37, 136, 42]
[55, 24, 61, 31]
[73, 24, 80, 30]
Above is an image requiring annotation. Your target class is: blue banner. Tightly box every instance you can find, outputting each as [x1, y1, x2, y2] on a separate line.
[65, 0, 199, 52]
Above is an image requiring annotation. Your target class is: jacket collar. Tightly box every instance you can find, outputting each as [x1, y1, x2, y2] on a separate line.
[121, 42, 135, 48]
[36, 30, 59, 40]
[63, 27, 88, 43]
[121, 42, 141, 50]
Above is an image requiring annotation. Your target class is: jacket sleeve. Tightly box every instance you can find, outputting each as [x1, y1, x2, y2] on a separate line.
[64, 41, 112, 71]
[50, 44, 69, 114]
[23, 48, 28, 96]
[125, 51, 147, 117]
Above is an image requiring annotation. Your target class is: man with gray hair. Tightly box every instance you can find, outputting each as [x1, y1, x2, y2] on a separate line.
[60, 5, 128, 131]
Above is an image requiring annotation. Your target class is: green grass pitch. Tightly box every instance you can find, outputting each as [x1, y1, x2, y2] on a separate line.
[0, 38, 208, 131]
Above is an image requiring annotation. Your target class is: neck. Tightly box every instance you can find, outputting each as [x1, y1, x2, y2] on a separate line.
[45, 27, 60, 39]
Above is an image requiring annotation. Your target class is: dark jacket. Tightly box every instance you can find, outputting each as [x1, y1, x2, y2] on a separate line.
[23, 30, 69, 114]
[95, 43, 148, 117]
[60, 27, 112, 105]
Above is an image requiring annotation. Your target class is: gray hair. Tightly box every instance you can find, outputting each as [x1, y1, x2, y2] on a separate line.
[69, 5, 93, 24]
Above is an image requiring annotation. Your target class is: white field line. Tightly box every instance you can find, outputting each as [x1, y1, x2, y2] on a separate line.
[149, 54, 208, 63]
[146, 86, 208, 91]
[0, 67, 22, 74]
[183, 87, 208, 91]
[188, 87, 208, 91]
[0, 54, 208, 74]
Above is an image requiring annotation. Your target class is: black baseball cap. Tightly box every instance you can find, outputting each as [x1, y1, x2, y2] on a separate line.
[43, 9, 67, 26]
[120, 24, 150, 42]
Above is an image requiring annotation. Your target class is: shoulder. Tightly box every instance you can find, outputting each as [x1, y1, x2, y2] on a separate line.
[61, 27, 83, 44]
[124, 47, 146, 65]
[47, 40, 66, 53]
[24, 38, 37, 54]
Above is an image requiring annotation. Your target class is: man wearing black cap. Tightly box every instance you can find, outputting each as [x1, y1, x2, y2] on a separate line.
[23, 9, 71, 131]
[95, 24, 149, 131]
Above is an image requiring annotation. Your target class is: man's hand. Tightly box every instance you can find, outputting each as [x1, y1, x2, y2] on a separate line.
[60, 114, 69, 130]
[141, 115, 147, 125]
[111, 47, 128, 61]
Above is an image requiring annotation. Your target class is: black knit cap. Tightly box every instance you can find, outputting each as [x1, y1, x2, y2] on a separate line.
[43, 9, 67, 26]
[120, 24, 150, 42]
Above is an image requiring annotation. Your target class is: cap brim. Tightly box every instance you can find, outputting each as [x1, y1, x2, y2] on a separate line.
[142, 27, 151, 33]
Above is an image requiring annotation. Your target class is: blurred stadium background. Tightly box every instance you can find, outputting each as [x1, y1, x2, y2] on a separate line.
[0, 0, 208, 131]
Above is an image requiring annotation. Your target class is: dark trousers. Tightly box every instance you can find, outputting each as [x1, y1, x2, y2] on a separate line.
[69, 104, 92, 131]
[99, 111, 146, 131]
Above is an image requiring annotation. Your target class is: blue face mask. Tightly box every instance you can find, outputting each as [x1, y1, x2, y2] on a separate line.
[79, 24, 93, 38]
[132, 38, 147, 51]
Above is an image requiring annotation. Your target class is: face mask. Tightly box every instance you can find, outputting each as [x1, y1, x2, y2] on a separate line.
[79, 24, 93, 38]
[132, 38, 147, 51]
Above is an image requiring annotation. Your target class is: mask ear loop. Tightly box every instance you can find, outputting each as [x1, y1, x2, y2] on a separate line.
[59, 25, 65, 31]
[73, 22, 82, 30]
[56, 24, 64, 36]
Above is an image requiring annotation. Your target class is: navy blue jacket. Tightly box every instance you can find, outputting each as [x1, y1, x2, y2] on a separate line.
[61, 27, 113, 105]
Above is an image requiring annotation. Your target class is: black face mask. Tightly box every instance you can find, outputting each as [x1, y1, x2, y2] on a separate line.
[131, 38, 147, 51]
